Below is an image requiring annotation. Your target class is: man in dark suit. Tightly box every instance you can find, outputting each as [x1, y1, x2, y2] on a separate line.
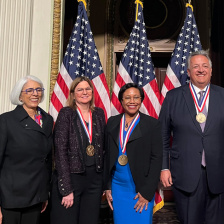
[159, 50, 224, 223]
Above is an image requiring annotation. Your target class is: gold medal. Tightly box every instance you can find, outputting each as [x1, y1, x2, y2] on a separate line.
[86, 145, 95, 156]
[196, 113, 206, 123]
[118, 155, 128, 166]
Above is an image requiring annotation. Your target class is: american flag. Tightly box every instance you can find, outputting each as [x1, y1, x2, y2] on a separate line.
[49, 1, 110, 121]
[110, 1, 163, 213]
[110, 2, 161, 119]
[160, 4, 202, 103]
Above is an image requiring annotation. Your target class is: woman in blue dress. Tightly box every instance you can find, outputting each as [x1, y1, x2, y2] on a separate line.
[104, 83, 163, 224]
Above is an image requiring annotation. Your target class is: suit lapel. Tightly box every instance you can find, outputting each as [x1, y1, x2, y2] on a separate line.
[182, 85, 202, 133]
[204, 85, 216, 133]
[16, 106, 52, 136]
[128, 115, 142, 142]
[110, 118, 121, 148]
[41, 109, 53, 137]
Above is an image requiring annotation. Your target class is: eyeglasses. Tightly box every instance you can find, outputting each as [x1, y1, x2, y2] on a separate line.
[75, 87, 92, 94]
[21, 88, 45, 95]
[122, 96, 141, 102]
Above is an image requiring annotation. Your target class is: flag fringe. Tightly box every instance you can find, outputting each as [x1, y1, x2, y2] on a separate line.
[153, 199, 164, 214]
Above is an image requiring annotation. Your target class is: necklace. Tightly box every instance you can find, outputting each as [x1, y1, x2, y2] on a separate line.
[125, 119, 133, 128]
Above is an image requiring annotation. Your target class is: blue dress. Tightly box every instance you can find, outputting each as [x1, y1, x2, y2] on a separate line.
[111, 120, 155, 224]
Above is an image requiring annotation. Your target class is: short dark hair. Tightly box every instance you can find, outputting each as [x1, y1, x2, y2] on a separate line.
[118, 83, 144, 103]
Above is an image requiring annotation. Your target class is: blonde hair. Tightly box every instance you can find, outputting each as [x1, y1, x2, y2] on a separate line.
[67, 76, 95, 111]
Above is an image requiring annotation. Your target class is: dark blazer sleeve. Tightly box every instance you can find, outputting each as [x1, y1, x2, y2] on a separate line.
[159, 93, 172, 170]
[0, 115, 7, 205]
[54, 108, 74, 196]
[135, 117, 163, 201]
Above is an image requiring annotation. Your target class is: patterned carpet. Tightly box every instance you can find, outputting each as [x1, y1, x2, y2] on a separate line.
[40, 202, 179, 224]
[99, 203, 180, 224]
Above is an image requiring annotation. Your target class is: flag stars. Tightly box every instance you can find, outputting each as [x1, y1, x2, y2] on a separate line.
[140, 58, 144, 63]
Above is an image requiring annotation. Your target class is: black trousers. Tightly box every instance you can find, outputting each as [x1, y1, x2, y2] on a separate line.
[1, 203, 42, 224]
[50, 166, 103, 224]
[173, 166, 224, 224]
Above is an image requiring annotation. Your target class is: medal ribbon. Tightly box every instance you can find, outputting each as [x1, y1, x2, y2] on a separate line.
[189, 83, 210, 112]
[77, 107, 92, 144]
[119, 113, 140, 154]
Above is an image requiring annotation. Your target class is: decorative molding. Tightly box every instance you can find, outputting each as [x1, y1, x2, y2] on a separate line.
[50, 0, 63, 100]
[105, 0, 117, 93]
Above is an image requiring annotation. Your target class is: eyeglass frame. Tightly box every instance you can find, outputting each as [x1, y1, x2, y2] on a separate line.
[21, 88, 45, 95]
[122, 96, 142, 102]
[74, 87, 93, 94]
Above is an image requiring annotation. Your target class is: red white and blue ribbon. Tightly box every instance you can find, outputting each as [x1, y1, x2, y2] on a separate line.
[119, 113, 140, 154]
[77, 107, 92, 144]
[189, 82, 210, 112]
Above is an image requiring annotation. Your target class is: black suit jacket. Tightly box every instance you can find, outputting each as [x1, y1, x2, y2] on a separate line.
[104, 112, 163, 201]
[54, 107, 106, 196]
[0, 106, 53, 208]
[159, 84, 224, 194]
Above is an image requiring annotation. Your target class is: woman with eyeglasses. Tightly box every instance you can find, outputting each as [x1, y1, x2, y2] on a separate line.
[0, 76, 53, 224]
[104, 83, 163, 224]
[50, 76, 106, 224]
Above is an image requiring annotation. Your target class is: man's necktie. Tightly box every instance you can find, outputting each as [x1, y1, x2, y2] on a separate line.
[198, 91, 207, 166]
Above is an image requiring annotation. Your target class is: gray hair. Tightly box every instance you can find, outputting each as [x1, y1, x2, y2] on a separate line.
[10, 75, 45, 105]
[187, 50, 212, 69]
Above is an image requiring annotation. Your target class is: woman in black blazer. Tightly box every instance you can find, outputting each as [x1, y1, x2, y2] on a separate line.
[105, 83, 163, 224]
[0, 76, 53, 224]
[50, 76, 106, 224]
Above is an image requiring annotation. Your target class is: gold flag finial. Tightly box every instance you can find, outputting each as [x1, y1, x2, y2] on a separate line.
[135, 0, 143, 21]
[186, 2, 193, 12]
[186, 0, 193, 11]
[78, 0, 87, 10]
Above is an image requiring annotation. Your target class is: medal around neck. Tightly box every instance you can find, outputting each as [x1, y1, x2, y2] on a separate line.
[196, 113, 206, 123]
[118, 154, 128, 166]
[86, 145, 95, 156]
[189, 83, 210, 124]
